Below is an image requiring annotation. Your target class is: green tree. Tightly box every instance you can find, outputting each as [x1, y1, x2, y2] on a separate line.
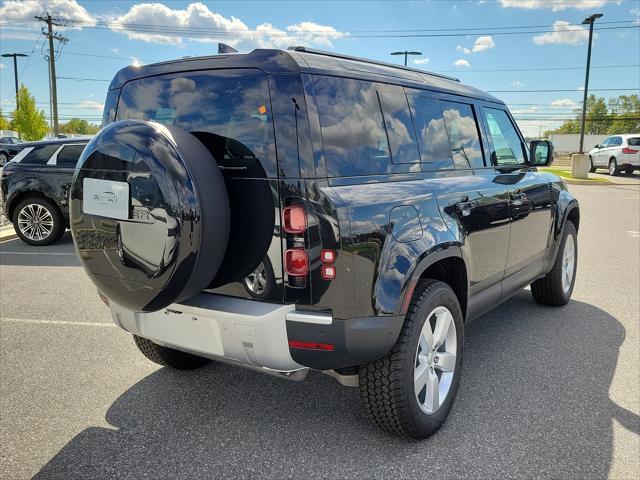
[547, 94, 640, 136]
[12, 85, 49, 140]
[59, 118, 100, 135]
[0, 109, 11, 130]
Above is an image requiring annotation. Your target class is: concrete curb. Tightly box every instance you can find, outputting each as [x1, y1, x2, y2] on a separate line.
[0, 225, 18, 242]
[562, 178, 612, 186]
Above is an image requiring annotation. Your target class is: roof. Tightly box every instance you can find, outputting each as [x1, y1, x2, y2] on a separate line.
[108, 47, 502, 104]
[18, 137, 92, 147]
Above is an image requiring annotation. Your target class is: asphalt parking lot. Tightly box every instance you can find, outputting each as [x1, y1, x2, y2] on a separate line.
[1, 184, 638, 480]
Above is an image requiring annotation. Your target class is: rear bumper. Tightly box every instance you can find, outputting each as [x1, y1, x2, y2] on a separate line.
[110, 293, 404, 372]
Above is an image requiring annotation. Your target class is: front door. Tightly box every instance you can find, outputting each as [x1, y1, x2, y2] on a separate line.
[479, 106, 555, 295]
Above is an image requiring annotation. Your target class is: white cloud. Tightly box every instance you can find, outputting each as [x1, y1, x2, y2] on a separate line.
[412, 58, 430, 65]
[499, 1, 620, 11]
[578, 85, 585, 91]
[456, 45, 471, 55]
[473, 36, 495, 52]
[454, 59, 471, 68]
[78, 100, 104, 110]
[0, 63, 5, 69]
[0, 0, 95, 27]
[511, 106, 540, 114]
[510, 80, 524, 87]
[130, 56, 143, 67]
[533, 21, 590, 45]
[108, 3, 347, 48]
[551, 98, 577, 107]
[110, 48, 120, 54]
[515, 119, 563, 138]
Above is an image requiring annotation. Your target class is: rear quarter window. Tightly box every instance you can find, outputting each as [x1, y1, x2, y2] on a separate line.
[314, 76, 392, 177]
[626, 137, 639, 147]
[116, 69, 277, 178]
[21, 144, 59, 164]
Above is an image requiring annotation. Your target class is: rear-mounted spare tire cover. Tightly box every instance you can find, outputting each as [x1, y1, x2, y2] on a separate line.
[70, 120, 229, 312]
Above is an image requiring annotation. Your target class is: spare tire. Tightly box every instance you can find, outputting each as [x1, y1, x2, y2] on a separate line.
[70, 120, 229, 312]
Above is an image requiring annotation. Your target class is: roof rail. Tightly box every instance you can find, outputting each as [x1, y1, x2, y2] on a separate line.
[289, 46, 460, 83]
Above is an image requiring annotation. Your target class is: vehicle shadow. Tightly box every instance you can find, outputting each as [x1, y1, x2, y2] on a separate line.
[0, 232, 80, 267]
[34, 292, 638, 479]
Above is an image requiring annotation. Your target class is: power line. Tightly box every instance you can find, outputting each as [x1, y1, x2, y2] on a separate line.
[489, 88, 640, 93]
[435, 64, 640, 73]
[57, 76, 110, 82]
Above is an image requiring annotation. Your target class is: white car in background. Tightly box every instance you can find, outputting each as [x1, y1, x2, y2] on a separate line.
[588, 134, 640, 176]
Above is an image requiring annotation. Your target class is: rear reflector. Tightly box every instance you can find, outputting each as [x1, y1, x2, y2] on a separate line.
[622, 147, 638, 154]
[283, 205, 306, 234]
[321, 265, 336, 280]
[285, 248, 308, 276]
[288, 340, 334, 351]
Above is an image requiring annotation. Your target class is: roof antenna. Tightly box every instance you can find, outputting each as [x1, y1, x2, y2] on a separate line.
[218, 43, 238, 54]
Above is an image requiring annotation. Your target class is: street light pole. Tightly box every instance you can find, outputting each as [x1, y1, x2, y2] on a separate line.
[390, 50, 422, 66]
[1, 53, 28, 111]
[578, 13, 603, 154]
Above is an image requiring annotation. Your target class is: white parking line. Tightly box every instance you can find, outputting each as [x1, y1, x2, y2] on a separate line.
[1, 318, 116, 327]
[0, 251, 76, 256]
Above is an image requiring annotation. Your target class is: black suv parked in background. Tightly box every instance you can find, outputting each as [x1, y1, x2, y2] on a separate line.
[70, 47, 579, 439]
[1, 138, 90, 245]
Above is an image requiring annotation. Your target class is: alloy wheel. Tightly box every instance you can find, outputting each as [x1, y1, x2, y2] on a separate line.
[17, 203, 54, 241]
[414, 306, 457, 414]
[244, 262, 268, 295]
[561, 232, 576, 293]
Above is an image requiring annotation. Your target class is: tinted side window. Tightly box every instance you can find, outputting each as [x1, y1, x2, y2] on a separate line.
[22, 144, 59, 164]
[441, 102, 485, 168]
[56, 144, 86, 168]
[611, 136, 623, 146]
[117, 69, 277, 178]
[377, 85, 420, 164]
[408, 95, 454, 170]
[314, 76, 391, 177]
[482, 107, 526, 166]
[628, 137, 640, 147]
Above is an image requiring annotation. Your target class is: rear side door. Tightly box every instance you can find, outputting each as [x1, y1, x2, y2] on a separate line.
[478, 105, 555, 294]
[408, 92, 511, 317]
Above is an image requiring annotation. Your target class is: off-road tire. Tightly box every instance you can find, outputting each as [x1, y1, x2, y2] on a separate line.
[531, 220, 577, 306]
[133, 335, 211, 370]
[12, 196, 65, 246]
[359, 280, 464, 439]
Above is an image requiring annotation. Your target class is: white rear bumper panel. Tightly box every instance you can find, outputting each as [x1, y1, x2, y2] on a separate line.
[110, 293, 304, 371]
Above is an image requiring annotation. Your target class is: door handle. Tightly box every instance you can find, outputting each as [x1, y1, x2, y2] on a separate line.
[455, 200, 477, 216]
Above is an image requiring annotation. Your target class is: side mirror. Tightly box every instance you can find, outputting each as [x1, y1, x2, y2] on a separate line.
[529, 140, 553, 167]
[594, 144, 600, 149]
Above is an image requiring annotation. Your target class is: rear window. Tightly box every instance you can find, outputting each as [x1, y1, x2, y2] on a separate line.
[116, 69, 277, 178]
[22, 144, 59, 164]
[627, 137, 640, 146]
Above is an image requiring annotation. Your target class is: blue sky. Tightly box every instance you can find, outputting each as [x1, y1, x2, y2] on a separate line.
[1, 0, 639, 136]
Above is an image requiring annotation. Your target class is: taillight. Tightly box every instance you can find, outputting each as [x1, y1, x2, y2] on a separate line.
[320, 248, 336, 280]
[282, 205, 306, 234]
[320, 249, 335, 263]
[622, 147, 638, 154]
[285, 248, 308, 276]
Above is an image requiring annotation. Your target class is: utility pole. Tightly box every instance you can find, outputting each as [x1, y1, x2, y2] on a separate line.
[390, 50, 422, 66]
[1, 53, 28, 111]
[578, 13, 603, 154]
[35, 13, 67, 137]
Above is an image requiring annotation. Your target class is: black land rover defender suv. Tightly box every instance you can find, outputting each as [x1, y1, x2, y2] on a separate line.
[70, 47, 579, 439]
